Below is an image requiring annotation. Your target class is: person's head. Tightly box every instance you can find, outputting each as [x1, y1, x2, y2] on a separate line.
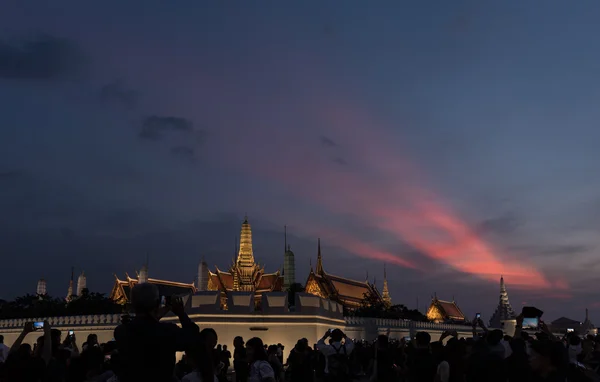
[223, 345, 228, 351]
[186, 339, 215, 382]
[217, 344, 222, 352]
[87, 333, 98, 346]
[17, 343, 32, 357]
[569, 335, 581, 347]
[529, 340, 565, 374]
[268, 345, 278, 355]
[415, 331, 431, 349]
[234, 336, 245, 348]
[246, 337, 268, 362]
[130, 283, 160, 316]
[199, 328, 218, 350]
[295, 340, 307, 352]
[487, 329, 504, 347]
[330, 329, 344, 342]
[0, 335, 3, 344]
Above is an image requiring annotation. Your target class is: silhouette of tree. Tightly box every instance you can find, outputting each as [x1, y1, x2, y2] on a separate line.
[350, 291, 427, 321]
[66, 288, 122, 315]
[0, 290, 122, 319]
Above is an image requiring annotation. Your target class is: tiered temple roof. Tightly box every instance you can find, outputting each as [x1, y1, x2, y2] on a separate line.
[489, 276, 516, 328]
[304, 239, 382, 309]
[426, 296, 466, 323]
[110, 273, 196, 305]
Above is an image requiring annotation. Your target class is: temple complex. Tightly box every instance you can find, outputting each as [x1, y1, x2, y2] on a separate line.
[488, 276, 516, 328]
[426, 295, 466, 323]
[206, 216, 283, 309]
[304, 239, 383, 309]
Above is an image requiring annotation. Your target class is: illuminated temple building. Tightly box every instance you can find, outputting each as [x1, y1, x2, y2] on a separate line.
[426, 295, 466, 323]
[110, 263, 196, 305]
[304, 239, 385, 309]
[205, 217, 283, 308]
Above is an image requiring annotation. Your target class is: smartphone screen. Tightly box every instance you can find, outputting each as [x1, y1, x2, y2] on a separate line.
[476, 313, 481, 319]
[68, 330, 74, 336]
[567, 328, 574, 333]
[522, 317, 539, 330]
[33, 321, 44, 330]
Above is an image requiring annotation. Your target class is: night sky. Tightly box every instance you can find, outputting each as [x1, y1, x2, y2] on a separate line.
[2, 1, 600, 322]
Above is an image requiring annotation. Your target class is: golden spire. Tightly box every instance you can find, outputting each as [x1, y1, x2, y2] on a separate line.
[316, 238, 324, 274]
[237, 215, 255, 266]
[382, 264, 392, 307]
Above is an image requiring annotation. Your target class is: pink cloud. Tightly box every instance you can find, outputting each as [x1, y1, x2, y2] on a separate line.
[213, 77, 562, 291]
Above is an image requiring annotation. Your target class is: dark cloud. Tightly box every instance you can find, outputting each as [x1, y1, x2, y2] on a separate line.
[99, 81, 138, 109]
[139, 116, 194, 140]
[320, 136, 337, 148]
[332, 157, 347, 166]
[478, 213, 519, 235]
[0, 34, 86, 80]
[507, 244, 592, 261]
[170, 146, 195, 160]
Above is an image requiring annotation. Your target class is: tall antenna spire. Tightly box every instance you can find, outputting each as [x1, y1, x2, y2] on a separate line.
[71, 266, 74, 281]
[284, 225, 287, 253]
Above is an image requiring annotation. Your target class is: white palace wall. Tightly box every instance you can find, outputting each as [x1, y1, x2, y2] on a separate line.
[0, 292, 495, 360]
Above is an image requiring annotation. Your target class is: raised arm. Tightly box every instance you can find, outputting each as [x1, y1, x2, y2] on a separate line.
[41, 320, 52, 365]
[10, 322, 34, 353]
[170, 296, 200, 351]
[513, 314, 523, 339]
[316, 330, 331, 349]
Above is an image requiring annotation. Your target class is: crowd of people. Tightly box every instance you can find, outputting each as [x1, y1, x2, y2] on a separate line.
[1, 282, 600, 381]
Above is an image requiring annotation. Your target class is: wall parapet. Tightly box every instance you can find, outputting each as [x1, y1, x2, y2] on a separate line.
[0, 314, 124, 329]
[345, 317, 478, 331]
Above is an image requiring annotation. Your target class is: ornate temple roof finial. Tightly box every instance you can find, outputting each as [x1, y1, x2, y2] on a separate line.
[382, 263, 392, 307]
[316, 238, 324, 274]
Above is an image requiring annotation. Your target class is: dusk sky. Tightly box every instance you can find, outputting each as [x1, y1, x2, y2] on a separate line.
[2, 1, 600, 321]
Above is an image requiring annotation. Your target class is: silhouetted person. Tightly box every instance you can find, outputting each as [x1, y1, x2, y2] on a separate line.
[406, 331, 436, 382]
[246, 337, 275, 382]
[234, 336, 249, 382]
[114, 283, 199, 381]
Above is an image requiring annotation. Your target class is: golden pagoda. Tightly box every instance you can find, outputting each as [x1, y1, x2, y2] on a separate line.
[207, 216, 283, 308]
[382, 264, 392, 308]
[305, 239, 382, 309]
